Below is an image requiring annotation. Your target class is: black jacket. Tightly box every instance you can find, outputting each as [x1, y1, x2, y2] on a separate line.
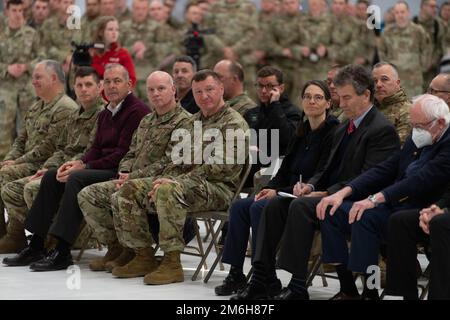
[245, 94, 301, 159]
[266, 115, 339, 194]
[308, 106, 401, 195]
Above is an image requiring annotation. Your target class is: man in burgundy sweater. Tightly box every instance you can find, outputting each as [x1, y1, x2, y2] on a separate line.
[3, 64, 150, 271]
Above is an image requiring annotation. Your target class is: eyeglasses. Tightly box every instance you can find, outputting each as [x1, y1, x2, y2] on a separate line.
[302, 94, 325, 102]
[427, 87, 450, 95]
[254, 83, 279, 91]
[411, 119, 436, 130]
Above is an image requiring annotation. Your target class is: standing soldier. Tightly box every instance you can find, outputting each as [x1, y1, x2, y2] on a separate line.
[413, 0, 447, 92]
[379, 1, 431, 98]
[327, 0, 361, 66]
[0, 0, 41, 160]
[0, 60, 78, 239]
[80, 0, 101, 42]
[354, 0, 377, 68]
[28, 0, 50, 31]
[120, 0, 158, 99]
[115, 0, 130, 22]
[262, 0, 308, 102]
[0, 66, 103, 253]
[39, 0, 82, 65]
[300, 0, 333, 91]
[202, 0, 257, 90]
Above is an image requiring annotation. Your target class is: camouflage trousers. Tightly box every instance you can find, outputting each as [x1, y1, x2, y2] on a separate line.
[0, 163, 39, 227]
[1, 176, 41, 223]
[0, 83, 35, 159]
[112, 177, 233, 252]
[78, 179, 125, 246]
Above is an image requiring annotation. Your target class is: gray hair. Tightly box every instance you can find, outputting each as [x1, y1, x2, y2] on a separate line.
[333, 64, 375, 101]
[414, 94, 450, 125]
[38, 60, 65, 84]
[104, 63, 130, 82]
[373, 61, 400, 80]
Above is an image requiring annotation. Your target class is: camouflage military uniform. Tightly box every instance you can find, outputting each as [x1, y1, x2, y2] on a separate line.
[379, 22, 431, 97]
[0, 23, 41, 159]
[260, 12, 307, 102]
[117, 8, 132, 23]
[327, 15, 361, 66]
[113, 106, 248, 252]
[413, 16, 447, 91]
[77, 105, 191, 245]
[39, 16, 82, 63]
[375, 88, 411, 145]
[2, 99, 103, 224]
[202, 0, 258, 92]
[80, 15, 100, 43]
[330, 103, 345, 122]
[299, 13, 333, 88]
[0, 93, 78, 230]
[120, 18, 158, 99]
[227, 92, 257, 118]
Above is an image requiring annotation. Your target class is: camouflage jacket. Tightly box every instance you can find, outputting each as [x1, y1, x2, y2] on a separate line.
[4, 92, 78, 164]
[0, 24, 41, 84]
[162, 104, 249, 191]
[379, 22, 431, 72]
[119, 104, 192, 179]
[227, 92, 257, 117]
[376, 88, 412, 145]
[43, 98, 104, 168]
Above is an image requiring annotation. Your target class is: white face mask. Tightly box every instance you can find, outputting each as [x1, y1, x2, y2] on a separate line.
[412, 127, 433, 148]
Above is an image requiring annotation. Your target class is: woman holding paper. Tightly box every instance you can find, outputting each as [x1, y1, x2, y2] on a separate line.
[215, 80, 339, 296]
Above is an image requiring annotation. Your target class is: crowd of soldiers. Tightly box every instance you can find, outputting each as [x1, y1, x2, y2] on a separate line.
[0, 0, 450, 299]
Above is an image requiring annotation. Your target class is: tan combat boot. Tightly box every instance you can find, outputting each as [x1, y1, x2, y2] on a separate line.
[112, 247, 158, 278]
[0, 218, 27, 254]
[0, 213, 6, 239]
[89, 241, 123, 271]
[144, 251, 184, 285]
[105, 247, 135, 272]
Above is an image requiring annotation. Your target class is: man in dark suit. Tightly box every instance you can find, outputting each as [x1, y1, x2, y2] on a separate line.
[231, 64, 401, 300]
[317, 94, 450, 300]
[3, 64, 150, 271]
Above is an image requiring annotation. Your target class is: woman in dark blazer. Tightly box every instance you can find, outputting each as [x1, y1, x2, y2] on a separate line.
[215, 80, 339, 296]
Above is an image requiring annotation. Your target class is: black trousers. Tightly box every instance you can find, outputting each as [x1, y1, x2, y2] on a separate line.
[386, 209, 450, 300]
[25, 168, 116, 244]
[253, 196, 321, 279]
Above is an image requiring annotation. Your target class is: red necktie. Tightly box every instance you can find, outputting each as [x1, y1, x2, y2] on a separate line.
[347, 120, 355, 134]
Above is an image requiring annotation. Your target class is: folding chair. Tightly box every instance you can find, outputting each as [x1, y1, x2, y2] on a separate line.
[190, 159, 253, 282]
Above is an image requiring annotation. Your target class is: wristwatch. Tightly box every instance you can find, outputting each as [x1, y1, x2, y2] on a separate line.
[367, 194, 379, 207]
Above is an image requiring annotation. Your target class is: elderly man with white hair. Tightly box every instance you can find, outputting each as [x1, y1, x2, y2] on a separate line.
[315, 94, 450, 300]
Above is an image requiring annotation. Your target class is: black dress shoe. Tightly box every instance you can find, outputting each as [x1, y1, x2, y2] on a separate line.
[215, 273, 247, 296]
[267, 278, 282, 298]
[29, 250, 73, 271]
[329, 291, 361, 300]
[3, 246, 45, 266]
[230, 283, 269, 300]
[274, 287, 310, 300]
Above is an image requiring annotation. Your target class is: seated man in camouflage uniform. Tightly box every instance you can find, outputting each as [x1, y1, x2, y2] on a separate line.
[0, 60, 78, 240]
[372, 62, 412, 145]
[109, 70, 249, 285]
[0, 66, 103, 254]
[77, 71, 191, 272]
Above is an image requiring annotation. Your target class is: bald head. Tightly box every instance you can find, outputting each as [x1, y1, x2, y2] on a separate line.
[213, 59, 244, 100]
[146, 71, 176, 114]
[428, 73, 450, 106]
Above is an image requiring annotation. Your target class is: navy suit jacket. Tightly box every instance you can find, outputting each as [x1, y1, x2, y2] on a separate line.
[348, 126, 450, 208]
[308, 106, 400, 194]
